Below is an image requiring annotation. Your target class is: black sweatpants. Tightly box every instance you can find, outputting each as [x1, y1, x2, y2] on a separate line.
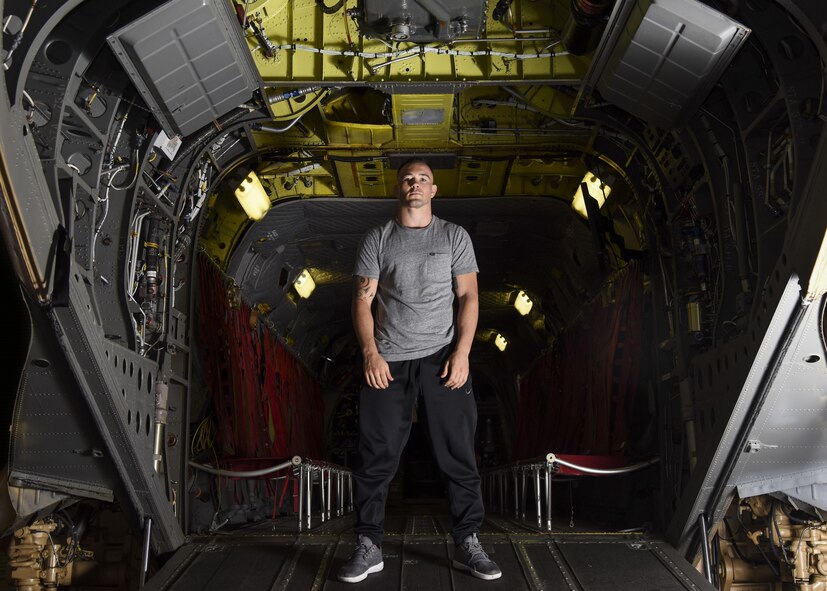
[353, 345, 484, 546]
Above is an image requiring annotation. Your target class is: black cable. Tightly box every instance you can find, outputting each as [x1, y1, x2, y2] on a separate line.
[722, 518, 767, 567]
[315, 0, 343, 14]
[766, 501, 782, 565]
[770, 500, 791, 565]
[492, 0, 512, 22]
[736, 505, 780, 577]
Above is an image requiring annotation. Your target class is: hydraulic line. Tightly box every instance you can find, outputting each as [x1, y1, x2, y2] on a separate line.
[153, 381, 168, 474]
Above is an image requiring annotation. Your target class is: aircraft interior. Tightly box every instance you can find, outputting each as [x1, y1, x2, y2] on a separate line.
[0, 0, 826, 589]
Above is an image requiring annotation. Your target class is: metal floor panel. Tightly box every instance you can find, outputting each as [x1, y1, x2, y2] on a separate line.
[147, 513, 715, 591]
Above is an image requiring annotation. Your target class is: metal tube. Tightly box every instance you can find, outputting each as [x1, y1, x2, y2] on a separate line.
[320, 468, 326, 523]
[545, 465, 552, 531]
[326, 468, 332, 520]
[698, 513, 713, 583]
[297, 465, 304, 532]
[545, 453, 661, 475]
[520, 469, 527, 521]
[534, 467, 542, 527]
[335, 471, 341, 517]
[306, 466, 312, 529]
[339, 470, 345, 516]
[348, 473, 354, 512]
[369, 50, 420, 74]
[189, 458, 295, 478]
[140, 517, 152, 588]
[513, 470, 519, 518]
[152, 382, 168, 474]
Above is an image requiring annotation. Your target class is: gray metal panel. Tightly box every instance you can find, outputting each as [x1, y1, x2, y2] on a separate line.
[145, 516, 715, 590]
[0, 103, 63, 301]
[732, 295, 827, 504]
[107, 0, 260, 137]
[779, 483, 827, 513]
[666, 274, 802, 550]
[9, 299, 116, 501]
[594, 0, 750, 129]
[50, 256, 184, 553]
[558, 541, 708, 590]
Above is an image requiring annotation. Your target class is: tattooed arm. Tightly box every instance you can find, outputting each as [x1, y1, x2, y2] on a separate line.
[352, 275, 393, 389]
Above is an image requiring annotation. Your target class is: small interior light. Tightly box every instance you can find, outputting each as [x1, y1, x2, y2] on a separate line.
[235, 171, 271, 221]
[514, 290, 533, 316]
[293, 269, 316, 299]
[571, 171, 611, 219]
[494, 333, 508, 352]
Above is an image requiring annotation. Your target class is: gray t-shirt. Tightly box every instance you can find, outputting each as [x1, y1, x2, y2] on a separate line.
[353, 215, 478, 361]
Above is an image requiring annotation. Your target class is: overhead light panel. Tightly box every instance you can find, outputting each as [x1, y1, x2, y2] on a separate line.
[514, 290, 533, 316]
[494, 333, 508, 352]
[571, 172, 611, 219]
[235, 171, 271, 220]
[293, 269, 316, 299]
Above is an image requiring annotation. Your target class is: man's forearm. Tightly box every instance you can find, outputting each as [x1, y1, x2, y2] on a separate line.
[352, 300, 379, 356]
[454, 292, 478, 355]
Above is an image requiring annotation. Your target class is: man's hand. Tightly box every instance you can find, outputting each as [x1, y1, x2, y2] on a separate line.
[364, 351, 393, 389]
[440, 350, 470, 389]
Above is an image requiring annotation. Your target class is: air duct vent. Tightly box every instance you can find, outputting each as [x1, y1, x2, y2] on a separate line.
[588, 0, 750, 129]
[107, 0, 261, 138]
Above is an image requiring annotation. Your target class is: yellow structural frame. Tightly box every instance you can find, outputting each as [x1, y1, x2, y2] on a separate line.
[240, 0, 589, 84]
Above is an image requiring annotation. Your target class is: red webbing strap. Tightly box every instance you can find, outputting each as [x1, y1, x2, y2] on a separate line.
[198, 255, 236, 456]
[237, 301, 259, 456]
[513, 261, 643, 458]
[277, 473, 292, 514]
[261, 327, 287, 457]
[196, 254, 326, 463]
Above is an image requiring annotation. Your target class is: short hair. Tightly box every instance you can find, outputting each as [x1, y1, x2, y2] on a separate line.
[396, 157, 433, 176]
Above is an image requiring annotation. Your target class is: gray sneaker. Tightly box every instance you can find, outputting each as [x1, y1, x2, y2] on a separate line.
[338, 534, 384, 583]
[453, 533, 502, 580]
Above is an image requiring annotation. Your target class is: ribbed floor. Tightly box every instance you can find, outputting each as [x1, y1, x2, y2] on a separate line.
[148, 508, 713, 591]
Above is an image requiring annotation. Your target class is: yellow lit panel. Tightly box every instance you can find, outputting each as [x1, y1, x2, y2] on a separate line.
[235, 172, 271, 220]
[392, 95, 455, 145]
[572, 172, 611, 218]
[494, 333, 508, 352]
[294, 269, 316, 298]
[514, 290, 533, 315]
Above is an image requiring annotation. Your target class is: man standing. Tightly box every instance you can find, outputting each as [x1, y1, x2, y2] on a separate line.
[337, 159, 502, 583]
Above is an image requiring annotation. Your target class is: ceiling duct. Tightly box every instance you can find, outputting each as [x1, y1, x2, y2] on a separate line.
[562, 0, 616, 55]
[356, 0, 486, 42]
[584, 0, 750, 129]
[107, 0, 261, 138]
